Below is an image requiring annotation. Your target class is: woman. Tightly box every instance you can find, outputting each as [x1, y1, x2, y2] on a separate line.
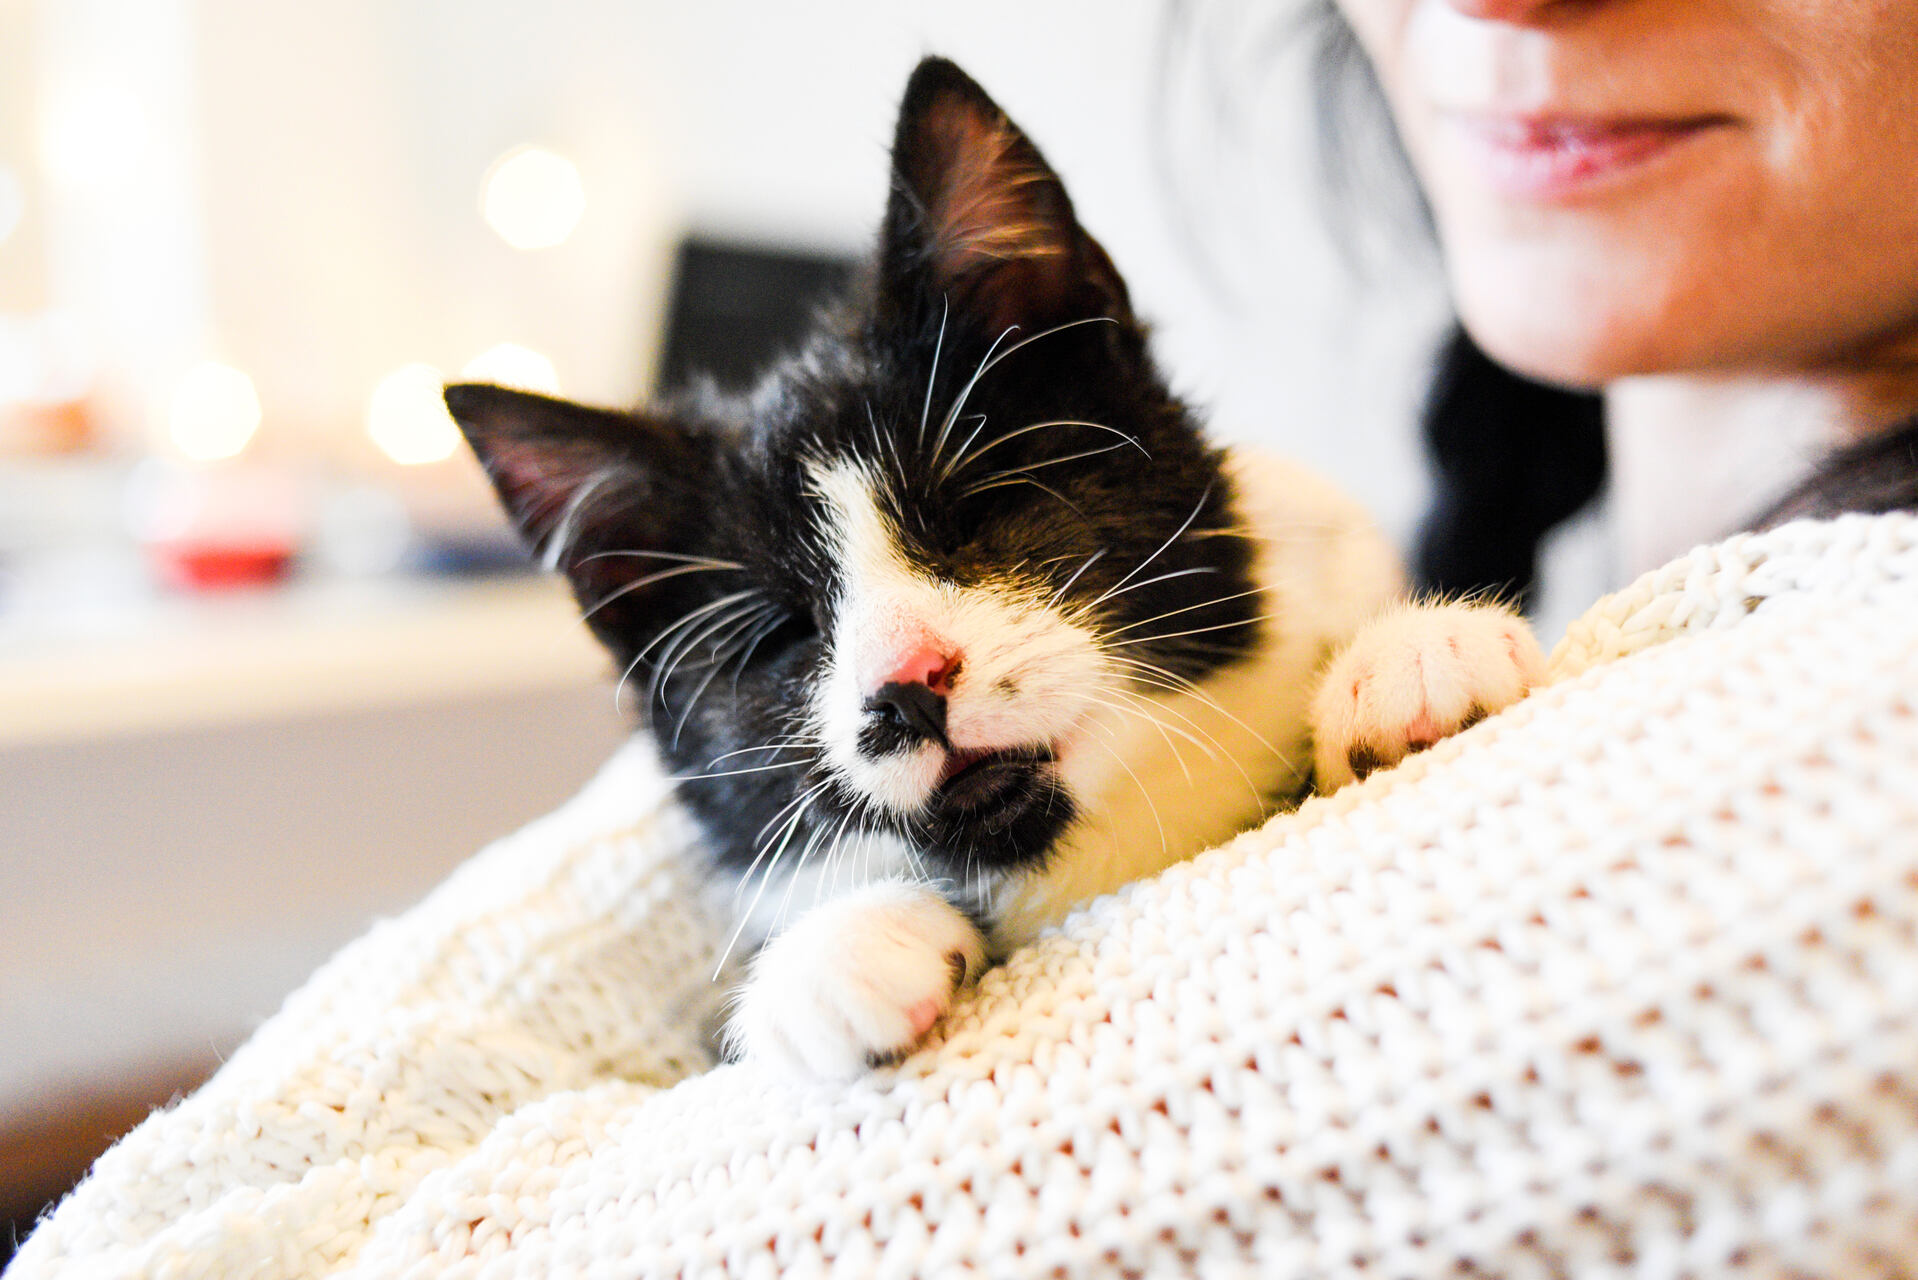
[1312, 0, 1918, 602]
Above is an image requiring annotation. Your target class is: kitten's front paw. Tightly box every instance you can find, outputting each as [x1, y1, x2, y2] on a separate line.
[725, 881, 987, 1080]
[1311, 601, 1544, 791]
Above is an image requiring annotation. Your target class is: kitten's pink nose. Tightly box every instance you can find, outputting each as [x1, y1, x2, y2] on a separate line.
[882, 644, 961, 697]
[862, 644, 961, 752]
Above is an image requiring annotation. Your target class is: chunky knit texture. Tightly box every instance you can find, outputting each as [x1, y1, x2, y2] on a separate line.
[16, 514, 1918, 1279]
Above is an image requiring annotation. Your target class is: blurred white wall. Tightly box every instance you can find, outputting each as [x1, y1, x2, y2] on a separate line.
[165, 0, 1445, 532]
[2, 680, 628, 1111]
[0, 5, 46, 312]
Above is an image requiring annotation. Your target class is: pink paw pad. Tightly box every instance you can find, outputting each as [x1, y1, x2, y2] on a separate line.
[1399, 711, 1444, 751]
[903, 996, 945, 1039]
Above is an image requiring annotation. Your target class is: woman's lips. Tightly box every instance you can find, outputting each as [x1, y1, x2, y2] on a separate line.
[1443, 114, 1732, 201]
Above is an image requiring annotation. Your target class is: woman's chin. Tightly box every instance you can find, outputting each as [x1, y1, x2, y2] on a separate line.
[1457, 325, 1632, 391]
[1449, 274, 1696, 391]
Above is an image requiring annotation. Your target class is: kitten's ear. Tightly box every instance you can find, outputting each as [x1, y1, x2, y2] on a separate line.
[879, 57, 1132, 335]
[444, 382, 714, 639]
[444, 383, 679, 561]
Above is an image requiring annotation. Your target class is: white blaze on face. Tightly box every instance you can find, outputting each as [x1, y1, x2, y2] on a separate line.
[805, 459, 1106, 815]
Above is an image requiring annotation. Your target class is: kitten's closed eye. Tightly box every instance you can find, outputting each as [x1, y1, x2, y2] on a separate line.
[755, 613, 818, 661]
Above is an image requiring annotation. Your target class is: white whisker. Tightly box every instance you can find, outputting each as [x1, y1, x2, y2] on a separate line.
[941, 413, 992, 483]
[943, 417, 1148, 487]
[539, 468, 621, 571]
[613, 588, 764, 714]
[917, 296, 950, 451]
[929, 316, 1123, 473]
[1104, 656, 1289, 772]
[653, 598, 774, 728]
[959, 474, 1088, 520]
[959, 440, 1139, 495]
[930, 324, 1017, 468]
[1103, 613, 1274, 650]
[1077, 564, 1221, 609]
[1097, 687, 1222, 766]
[679, 759, 809, 781]
[1098, 586, 1268, 637]
[577, 550, 745, 569]
[669, 601, 784, 744]
[1048, 547, 1108, 606]
[716, 791, 825, 979]
[1055, 683, 1206, 782]
[867, 402, 910, 492]
[1085, 485, 1213, 612]
[578, 561, 744, 625]
[750, 779, 828, 853]
[703, 736, 815, 768]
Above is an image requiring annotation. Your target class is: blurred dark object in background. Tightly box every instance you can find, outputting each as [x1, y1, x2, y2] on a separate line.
[655, 239, 858, 396]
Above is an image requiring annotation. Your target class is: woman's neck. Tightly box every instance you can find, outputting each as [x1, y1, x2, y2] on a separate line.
[1605, 364, 1918, 577]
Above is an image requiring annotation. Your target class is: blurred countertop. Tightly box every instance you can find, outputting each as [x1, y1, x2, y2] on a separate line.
[0, 568, 633, 1157]
[0, 571, 612, 746]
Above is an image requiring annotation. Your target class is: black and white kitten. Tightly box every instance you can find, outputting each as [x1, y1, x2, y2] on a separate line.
[445, 58, 1542, 1078]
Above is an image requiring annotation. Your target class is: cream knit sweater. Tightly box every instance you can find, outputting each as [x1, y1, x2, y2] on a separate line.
[15, 513, 1918, 1279]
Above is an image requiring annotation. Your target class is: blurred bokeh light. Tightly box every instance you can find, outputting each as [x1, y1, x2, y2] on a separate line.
[366, 363, 462, 466]
[480, 146, 586, 251]
[463, 342, 561, 395]
[167, 361, 261, 461]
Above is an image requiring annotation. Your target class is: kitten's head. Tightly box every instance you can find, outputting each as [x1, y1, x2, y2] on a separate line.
[447, 58, 1259, 886]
